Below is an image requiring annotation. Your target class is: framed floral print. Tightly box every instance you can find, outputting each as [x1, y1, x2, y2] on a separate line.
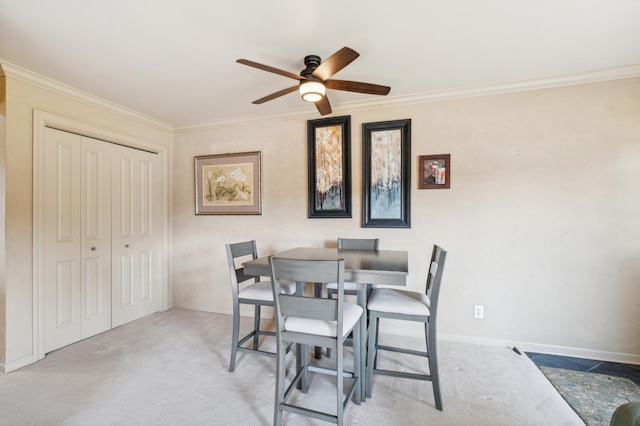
[195, 151, 262, 215]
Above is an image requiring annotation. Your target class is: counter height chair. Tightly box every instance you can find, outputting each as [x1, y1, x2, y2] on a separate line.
[365, 245, 447, 410]
[269, 256, 363, 426]
[325, 238, 379, 358]
[226, 240, 296, 372]
[326, 238, 379, 299]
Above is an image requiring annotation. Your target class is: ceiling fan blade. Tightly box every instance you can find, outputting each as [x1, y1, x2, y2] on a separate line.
[237, 59, 304, 81]
[315, 95, 332, 116]
[252, 86, 299, 104]
[312, 47, 359, 81]
[325, 79, 391, 96]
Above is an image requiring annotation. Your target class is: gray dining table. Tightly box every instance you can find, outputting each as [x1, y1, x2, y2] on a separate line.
[243, 246, 409, 400]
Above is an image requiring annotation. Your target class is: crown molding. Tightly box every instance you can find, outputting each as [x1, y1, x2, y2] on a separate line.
[0, 60, 172, 131]
[3, 59, 639, 133]
[178, 63, 640, 131]
[380, 63, 640, 108]
[173, 106, 319, 132]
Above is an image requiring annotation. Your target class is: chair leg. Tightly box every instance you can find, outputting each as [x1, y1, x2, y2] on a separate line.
[336, 340, 344, 426]
[301, 343, 309, 393]
[274, 336, 286, 426]
[326, 289, 335, 359]
[229, 302, 240, 372]
[366, 312, 378, 398]
[352, 321, 362, 405]
[426, 321, 443, 410]
[253, 305, 261, 350]
[373, 316, 380, 370]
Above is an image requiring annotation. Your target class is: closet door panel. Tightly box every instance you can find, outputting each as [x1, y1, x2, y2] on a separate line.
[137, 155, 160, 318]
[42, 128, 82, 353]
[80, 137, 112, 338]
[55, 261, 76, 327]
[112, 146, 160, 327]
[112, 153, 138, 326]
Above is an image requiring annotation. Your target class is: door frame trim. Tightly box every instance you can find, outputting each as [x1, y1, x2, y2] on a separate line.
[32, 110, 170, 361]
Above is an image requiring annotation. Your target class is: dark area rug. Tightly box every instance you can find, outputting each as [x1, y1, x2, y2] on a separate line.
[538, 366, 640, 426]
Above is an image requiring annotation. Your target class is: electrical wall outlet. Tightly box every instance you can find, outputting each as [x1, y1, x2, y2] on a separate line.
[474, 304, 484, 319]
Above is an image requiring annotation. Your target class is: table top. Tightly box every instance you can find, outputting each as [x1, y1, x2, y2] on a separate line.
[243, 247, 408, 286]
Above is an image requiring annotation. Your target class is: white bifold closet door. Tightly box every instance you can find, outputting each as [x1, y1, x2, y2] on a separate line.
[41, 127, 160, 354]
[111, 144, 161, 328]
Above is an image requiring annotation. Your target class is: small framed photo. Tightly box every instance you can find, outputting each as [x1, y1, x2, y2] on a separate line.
[194, 151, 262, 215]
[419, 154, 450, 189]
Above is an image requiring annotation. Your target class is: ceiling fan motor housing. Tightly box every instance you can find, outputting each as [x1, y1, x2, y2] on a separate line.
[299, 55, 326, 103]
[301, 55, 322, 78]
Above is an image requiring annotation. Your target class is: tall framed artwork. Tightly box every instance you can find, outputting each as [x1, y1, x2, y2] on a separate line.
[194, 151, 262, 215]
[307, 115, 352, 218]
[362, 119, 411, 228]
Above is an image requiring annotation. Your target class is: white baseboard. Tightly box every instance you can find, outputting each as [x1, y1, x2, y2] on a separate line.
[172, 303, 233, 316]
[172, 303, 276, 319]
[2, 353, 38, 373]
[375, 324, 640, 365]
[440, 333, 640, 365]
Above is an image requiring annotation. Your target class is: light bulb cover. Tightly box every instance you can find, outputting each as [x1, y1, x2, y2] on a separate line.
[299, 80, 326, 103]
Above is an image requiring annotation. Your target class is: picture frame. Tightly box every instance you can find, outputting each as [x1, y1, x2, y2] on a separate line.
[419, 154, 451, 189]
[194, 151, 262, 215]
[362, 119, 411, 228]
[307, 115, 352, 218]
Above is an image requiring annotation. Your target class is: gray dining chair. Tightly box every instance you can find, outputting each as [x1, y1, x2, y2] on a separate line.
[326, 237, 379, 299]
[325, 237, 379, 358]
[365, 244, 447, 410]
[269, 256, 363, 426]
[225, 240, 295, 372]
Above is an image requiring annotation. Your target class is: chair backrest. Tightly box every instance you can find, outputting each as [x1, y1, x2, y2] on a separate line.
[269, 256, 346, 327]
[338, 238, 379, 251]
[225, 240, 260, 297]
[425, 245, 447, 323]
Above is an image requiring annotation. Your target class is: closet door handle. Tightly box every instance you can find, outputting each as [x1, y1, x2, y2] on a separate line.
[125, 244, 130, 248]
[91, 247, 97, 251]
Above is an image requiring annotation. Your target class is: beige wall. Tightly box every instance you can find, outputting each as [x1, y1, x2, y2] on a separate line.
[0, 71, 173, 368]
[172, 78, 640, 361]
[1, 66, 638, 368]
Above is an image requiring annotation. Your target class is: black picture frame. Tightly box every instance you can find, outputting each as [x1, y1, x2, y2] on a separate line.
[307, 115, 352, 218]
[362, 119, 411, 228]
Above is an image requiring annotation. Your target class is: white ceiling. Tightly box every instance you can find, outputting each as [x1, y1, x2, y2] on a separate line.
[1, 0, 640, 128]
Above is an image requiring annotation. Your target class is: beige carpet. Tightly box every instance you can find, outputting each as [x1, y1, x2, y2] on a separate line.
[0, 309, 583, 425]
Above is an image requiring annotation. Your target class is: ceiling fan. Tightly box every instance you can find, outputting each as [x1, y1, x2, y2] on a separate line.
[237, 46, 391, 116]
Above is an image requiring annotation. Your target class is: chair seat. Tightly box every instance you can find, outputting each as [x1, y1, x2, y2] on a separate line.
[239, 280, 296, 301]
[367, 288, 431, 316]
[285, 303, 363, 337]
[325, 281, 359, 291]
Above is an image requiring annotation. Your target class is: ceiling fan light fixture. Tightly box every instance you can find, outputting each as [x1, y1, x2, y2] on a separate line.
[299, 80, 325, 103]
